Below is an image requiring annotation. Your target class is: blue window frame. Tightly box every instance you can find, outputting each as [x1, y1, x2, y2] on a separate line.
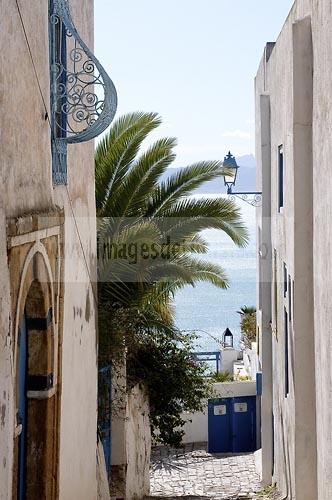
[278, 145, 284, 212]
[284, 307, 289, 397]
[288, 274, 292, 321]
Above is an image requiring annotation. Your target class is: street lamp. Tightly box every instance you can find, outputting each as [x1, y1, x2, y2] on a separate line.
[222, 151, 262, 206]
[223, 151, 239, 194]
[223, 328, 234, 348]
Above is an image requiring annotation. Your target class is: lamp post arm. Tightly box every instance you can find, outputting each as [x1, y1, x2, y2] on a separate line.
[230, 191, 262, 195]
[227, 187, 262, 196]
[222, 153, 262, 206]
[226, 187, 262, 207]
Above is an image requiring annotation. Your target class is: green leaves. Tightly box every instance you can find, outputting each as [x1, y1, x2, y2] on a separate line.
[237, 305, 257, 348]
[96, 111, 249, 310]
[127, 329, 212, 447]
[96, 112, 250, 445]
[146, 161, 224, 217]
[95, 112, 161, 214]
[156, 197, 249, 247]
[114, 137, 177, 217]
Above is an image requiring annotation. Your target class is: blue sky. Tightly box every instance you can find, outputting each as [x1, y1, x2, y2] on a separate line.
[95, 0, 293, 165]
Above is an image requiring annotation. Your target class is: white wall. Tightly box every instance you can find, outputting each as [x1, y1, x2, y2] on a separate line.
[111, 378, 151, 500]
[311, 4, 332, 500]
[255, 83, 273, 486]
[126, 385, 151, 500]
[243, 344, 261, 380]
[0, 1, 99, 498]
[181, 382, 256, 445]
[255, 2, 324, 498]
[181, 411, 208, 444]
[221, 348, 239, 373]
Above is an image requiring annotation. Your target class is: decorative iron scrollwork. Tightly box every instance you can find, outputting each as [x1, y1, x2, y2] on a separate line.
[49, 0, 117, 145]
[229, 193, 262, 207]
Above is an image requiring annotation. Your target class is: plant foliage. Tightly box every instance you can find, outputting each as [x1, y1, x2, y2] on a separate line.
[237, 305, 257, 348]
[210, 370, 234, 383]
[127, 329, 211, 447]
[95, 112, 249, 446]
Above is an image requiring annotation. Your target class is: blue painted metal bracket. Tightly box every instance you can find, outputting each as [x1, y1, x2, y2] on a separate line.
[50, 0, 117, 144]
[194, 351, 221, 373]
[229, 191, 262, 207]
[256, 371, 263, 396]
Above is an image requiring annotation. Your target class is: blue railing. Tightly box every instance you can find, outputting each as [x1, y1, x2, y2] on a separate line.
[193, 351, 221, 373]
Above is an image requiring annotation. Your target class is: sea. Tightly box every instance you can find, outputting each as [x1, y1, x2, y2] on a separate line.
[174, 195, 256, 352]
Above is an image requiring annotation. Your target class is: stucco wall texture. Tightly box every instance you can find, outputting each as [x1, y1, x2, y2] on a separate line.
[111, 380, 151, 500]
[0, 1, 99, 499]
[256, 1, 332, 499]
[126, 385, 151, 500]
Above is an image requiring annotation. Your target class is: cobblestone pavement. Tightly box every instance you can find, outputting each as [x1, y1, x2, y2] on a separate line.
[148, 442, 264, 500]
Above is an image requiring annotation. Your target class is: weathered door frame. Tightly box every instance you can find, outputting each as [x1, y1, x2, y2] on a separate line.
[7, 213, 64, 500]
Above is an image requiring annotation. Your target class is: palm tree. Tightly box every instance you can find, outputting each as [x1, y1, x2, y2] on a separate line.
[95, 112, 250, 449]
[96, 111, 249, 328]
[237, 306, 257, 348]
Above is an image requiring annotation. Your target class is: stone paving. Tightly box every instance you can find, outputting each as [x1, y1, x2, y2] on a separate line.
[147, 442, 264, 500]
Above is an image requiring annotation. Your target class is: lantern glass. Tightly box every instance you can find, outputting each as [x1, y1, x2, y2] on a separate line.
[223, 167, 237, 186]
[223, 152, 239, 189]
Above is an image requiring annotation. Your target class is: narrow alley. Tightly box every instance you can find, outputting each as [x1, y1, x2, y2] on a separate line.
[146, 443, 277, 500]
[4, 0, 332, 499]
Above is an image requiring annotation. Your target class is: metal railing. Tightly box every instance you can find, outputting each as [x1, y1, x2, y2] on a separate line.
[193, 351, 221, 373]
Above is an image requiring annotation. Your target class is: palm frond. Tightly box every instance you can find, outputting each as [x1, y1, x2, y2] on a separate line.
[154, 197, 249, 247]
[146, 161, 224, 216]
[96, 112, 249, 339]
[109, 138, 177, 217]
[174, 256, 229, 289]
[95, 112, 161, 214]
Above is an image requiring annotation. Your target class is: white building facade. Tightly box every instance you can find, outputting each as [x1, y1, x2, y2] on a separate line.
[0, 1, 116, 498]
[256, 1, 332, 499]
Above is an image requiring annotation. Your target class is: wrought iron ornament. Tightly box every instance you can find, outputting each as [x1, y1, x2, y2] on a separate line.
[222, 151, 262, 207]
[229, 192, 262, 207]
[49, 0, 118, 183]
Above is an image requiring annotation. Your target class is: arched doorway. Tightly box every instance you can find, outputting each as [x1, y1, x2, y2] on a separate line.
[6, 216, 63, 500]
[14, 273, 58, 499]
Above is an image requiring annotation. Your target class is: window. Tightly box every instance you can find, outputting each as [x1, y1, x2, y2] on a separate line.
[288, 274, 292, 321]
[284, 307, 289, 397]
[278, 145, 284, 212]
[273, 250, 278, 338]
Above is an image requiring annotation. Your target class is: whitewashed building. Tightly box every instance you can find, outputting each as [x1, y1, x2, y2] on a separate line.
[0, 1, 116, 498]
[256, 1, 332, 499]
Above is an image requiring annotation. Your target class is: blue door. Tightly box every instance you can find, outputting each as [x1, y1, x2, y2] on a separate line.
[232, 396, 256, 453]
[17, 316, 28, 500]
[208, 396, 256, 453]
[208, 398, 232, 453]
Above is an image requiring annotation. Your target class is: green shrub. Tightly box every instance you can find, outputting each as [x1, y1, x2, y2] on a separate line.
[210, 370, 233, 382]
